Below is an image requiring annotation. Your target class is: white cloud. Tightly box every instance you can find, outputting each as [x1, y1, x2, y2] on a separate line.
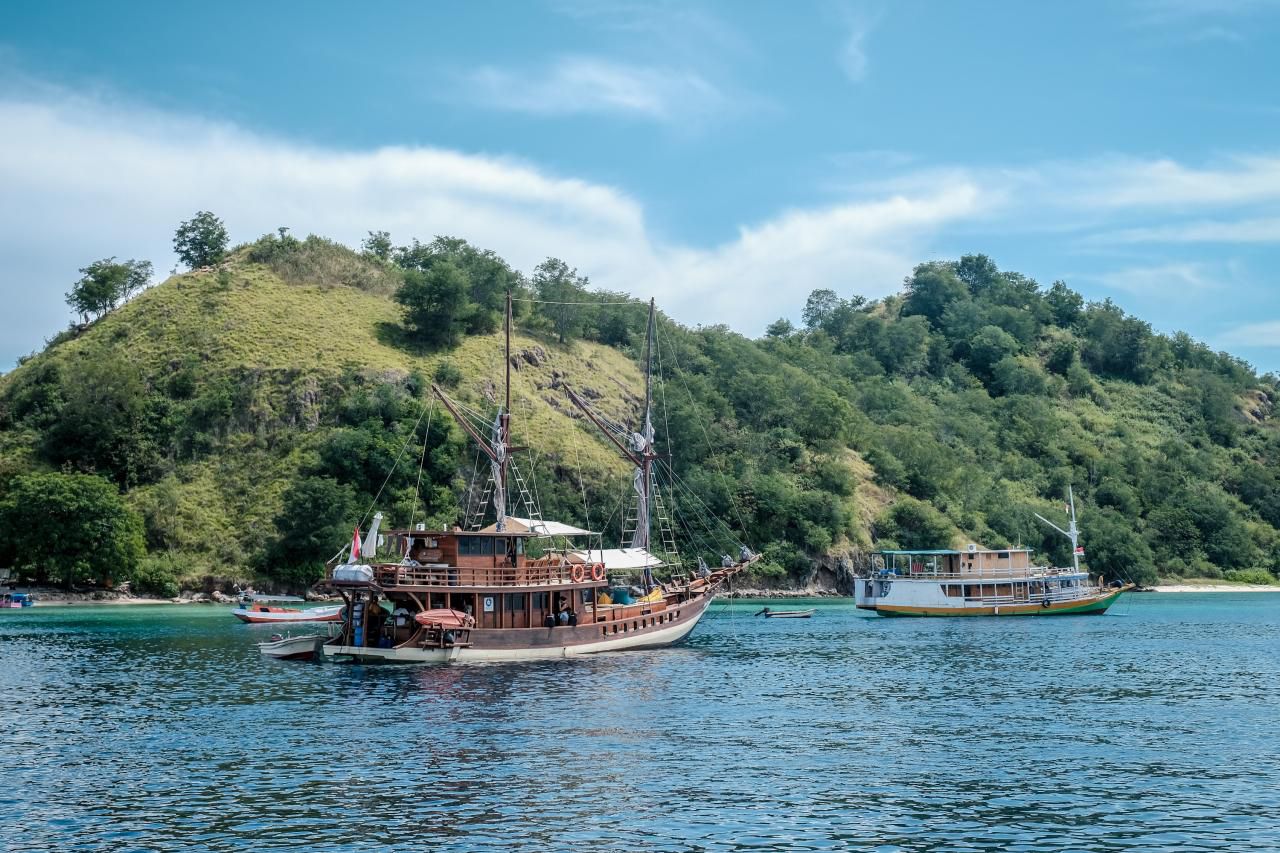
[1093, 216, 1280, 244]
[1073, 155, 1280, 209]
[463, 56, 728, 122]
[1095, 262, 1217, 295]
[838, 22, 872, 83]
[1219, 320, 1280, 347]
[0, 83, 990, 368]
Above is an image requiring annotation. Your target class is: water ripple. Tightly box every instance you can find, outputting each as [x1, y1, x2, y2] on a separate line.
[2, 594, 1279, 851]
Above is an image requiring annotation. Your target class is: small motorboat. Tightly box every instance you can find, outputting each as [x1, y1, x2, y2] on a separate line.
[1, 593, 35, 608]
[232, 596, 344, 624]
[754, 607, 815, 619]
[257, 633, 326, 661]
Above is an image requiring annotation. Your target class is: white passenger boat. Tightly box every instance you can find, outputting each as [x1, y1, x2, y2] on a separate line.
[855, 491, 1131, 617]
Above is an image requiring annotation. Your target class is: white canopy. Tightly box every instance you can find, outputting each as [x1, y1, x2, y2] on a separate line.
[572, 548, 664, 571]
[481, 516, 596, 537]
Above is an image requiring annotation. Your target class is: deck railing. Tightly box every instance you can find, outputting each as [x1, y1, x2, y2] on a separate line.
[329, 560, 581, 589]
[863, 566, 1086, 581]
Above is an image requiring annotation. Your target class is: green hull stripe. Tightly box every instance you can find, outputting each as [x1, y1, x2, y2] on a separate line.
[872, 590, 1126, 618]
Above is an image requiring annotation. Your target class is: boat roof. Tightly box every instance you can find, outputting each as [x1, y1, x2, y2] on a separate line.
[879, 548, 1034, 556]
[571, 548, 663, 571]
[384, 528, 537, 538]
[480, 517, 596, 537]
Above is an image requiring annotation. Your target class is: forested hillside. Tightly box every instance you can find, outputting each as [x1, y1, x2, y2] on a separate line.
[2, 221, 1278, 594]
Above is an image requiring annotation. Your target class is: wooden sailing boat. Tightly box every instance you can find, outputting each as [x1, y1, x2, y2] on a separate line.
[320, 293, 756, 662]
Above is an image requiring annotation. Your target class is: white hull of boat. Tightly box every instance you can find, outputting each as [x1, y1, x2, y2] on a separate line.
[257, 634, 325, 660]
[323, 600, 706, 663]
[232, 604, 344, 624]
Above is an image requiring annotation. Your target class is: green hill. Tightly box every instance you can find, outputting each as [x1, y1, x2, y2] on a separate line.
[2, 232, 1278, 594]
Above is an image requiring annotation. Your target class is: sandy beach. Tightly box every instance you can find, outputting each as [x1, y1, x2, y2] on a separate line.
[1147, 583, 1278, 593]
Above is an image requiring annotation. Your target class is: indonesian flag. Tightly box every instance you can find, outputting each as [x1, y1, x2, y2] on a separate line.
[351, 526, 362, 561]
[1074, 546, 1085, 555]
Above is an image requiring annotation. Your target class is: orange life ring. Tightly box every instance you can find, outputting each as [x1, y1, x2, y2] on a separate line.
[570, 563, 586, 583]
[590, 562, 606, 582]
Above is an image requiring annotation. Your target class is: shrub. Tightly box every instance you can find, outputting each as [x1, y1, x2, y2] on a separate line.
[132, 555, 181, 598]
[1223, 568, 1276, 585]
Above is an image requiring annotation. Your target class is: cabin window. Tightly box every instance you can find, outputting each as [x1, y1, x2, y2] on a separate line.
[515, 538, 524, 555]
[945, 585, 962, 598]
[964, 585, 976, 597]
[458, 537, 496, 557]
[504, 593, 526, 611]
[532, 592, 549, 610]
[997, 552, 1009, 559]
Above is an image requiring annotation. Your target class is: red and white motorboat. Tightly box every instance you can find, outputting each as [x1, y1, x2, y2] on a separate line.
[232, 596, 344, 624]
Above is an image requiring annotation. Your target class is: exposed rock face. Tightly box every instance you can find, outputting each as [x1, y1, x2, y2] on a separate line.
[509, 346, 547, 370]
[727, 549, 866, 597]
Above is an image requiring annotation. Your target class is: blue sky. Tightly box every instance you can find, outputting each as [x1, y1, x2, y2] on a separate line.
[3, 0, 1280, 371]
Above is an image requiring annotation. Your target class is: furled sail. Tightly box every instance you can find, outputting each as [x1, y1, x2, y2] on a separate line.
[490, 410, 507, 532]
[628, 412, 654, 550]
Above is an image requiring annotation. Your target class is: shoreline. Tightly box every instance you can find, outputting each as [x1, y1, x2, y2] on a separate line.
[1145, 583, 1278, 593]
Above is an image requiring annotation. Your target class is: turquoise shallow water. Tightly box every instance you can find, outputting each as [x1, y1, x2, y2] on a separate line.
[1, 593, 1278, 852]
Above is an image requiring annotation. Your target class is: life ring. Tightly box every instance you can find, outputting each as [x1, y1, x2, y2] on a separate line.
[590, 562, 606, 582]
[570, 563, 586, 583]
[1041, 598, 1052, 609]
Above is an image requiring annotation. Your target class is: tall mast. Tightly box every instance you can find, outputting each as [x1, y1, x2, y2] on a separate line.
[636, 298, 655, 552]
[1067, 485, 1080, 573]
[497, 290, 512, 531]
[430, 290, 515, 531]
[1034, 487, 1082, 573]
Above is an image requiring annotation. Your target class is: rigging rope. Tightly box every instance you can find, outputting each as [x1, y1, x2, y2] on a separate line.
[407, 398, 437, 533]
[357, 394, 431, 531]
[656, 323, 756, 547]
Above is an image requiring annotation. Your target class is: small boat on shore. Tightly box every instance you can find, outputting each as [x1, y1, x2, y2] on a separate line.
[232, 596, 344, 624]
[1, 592, 35, 608]
[755, 607, 815, 619]
[257, 633, 326, 661]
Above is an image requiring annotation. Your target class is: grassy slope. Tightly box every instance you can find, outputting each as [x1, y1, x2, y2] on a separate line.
[0, 263, 687, 580]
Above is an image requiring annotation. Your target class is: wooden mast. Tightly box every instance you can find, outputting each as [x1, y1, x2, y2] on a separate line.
[499, 289, 512, 529]
[430, 290, 516, 530]
[638, 297, 655, 551]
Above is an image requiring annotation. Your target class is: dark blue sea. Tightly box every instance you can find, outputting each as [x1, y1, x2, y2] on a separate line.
[2, 593, 1278, 852]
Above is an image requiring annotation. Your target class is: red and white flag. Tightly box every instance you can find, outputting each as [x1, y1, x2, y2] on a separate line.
[351, 526, 362, 561]
[1074, 546, 1085, 555]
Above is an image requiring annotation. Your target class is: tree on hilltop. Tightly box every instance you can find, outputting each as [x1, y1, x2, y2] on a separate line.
[395, 260, 470, 349]
[533, 257, 589, 343]
[66, 257, 153, 324]
[174, 211, 229, 269]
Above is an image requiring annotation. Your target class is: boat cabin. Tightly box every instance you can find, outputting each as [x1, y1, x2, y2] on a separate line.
[877, 547, 1034, 578]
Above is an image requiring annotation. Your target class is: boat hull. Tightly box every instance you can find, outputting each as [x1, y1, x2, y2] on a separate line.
[859, 587, 1129, 617]
[257, 635, 325, 660]
[323, 591, 712, 663]
[232, 604, 344, 624]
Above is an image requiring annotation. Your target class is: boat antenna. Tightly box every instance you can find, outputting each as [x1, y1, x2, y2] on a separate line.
[1034, 486, 1081, 573]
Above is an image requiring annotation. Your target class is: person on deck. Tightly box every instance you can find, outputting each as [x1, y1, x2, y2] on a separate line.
[364, 593, 385, 647]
